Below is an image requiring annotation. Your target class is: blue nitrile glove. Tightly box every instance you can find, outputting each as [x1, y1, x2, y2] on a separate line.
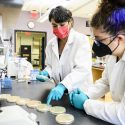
[69, 89, 78, 105]
[36, 70, 49, 82]
[69, 89, 89, 110]
[47, 83, 66, 105]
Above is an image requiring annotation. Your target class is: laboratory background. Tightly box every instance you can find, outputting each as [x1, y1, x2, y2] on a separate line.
[0, 0, 119, 125]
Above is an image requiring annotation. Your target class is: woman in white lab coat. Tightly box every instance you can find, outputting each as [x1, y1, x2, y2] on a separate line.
[69, 0, 125, 125]
[36, 6, 92, 104]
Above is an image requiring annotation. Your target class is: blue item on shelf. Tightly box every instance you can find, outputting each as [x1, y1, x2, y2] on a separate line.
[1, 77, 12, 89]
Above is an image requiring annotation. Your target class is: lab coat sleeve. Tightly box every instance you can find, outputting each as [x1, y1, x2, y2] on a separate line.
[85, 66, 110, 99]
[84, 93, 125, 125]
[61, 36, 92, 92]
[44, 44, 52, 77]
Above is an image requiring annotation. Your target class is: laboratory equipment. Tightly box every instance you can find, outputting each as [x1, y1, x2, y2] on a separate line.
[7, 57, 33, 80]
[1, 76, 12, 89]
[0, 105, 38, 125]
[30, 69, 39, 81]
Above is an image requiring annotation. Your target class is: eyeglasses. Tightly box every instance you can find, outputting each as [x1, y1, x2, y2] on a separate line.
[91, 35, 117, 46]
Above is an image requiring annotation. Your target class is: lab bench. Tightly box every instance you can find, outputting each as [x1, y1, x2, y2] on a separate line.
[0, 81, 113, 125]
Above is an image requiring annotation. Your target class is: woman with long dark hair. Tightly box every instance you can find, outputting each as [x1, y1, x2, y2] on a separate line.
[69, 0, 125, 124]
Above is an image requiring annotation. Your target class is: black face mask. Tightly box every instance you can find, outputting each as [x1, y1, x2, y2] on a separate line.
[92, 41, 112, 57]
[92, 36, 119, 57]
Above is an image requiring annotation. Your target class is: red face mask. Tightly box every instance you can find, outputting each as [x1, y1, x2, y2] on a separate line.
[53, 25, 70, 39]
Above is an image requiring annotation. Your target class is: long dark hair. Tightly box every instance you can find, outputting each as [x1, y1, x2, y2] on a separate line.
[91, 0, 125, 35]
[107, 0, 125, 7]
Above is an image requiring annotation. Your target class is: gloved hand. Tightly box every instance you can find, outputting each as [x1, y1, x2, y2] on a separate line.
[36, 70, 49, 82]
[47, 83, 66, 105]
[69, 89, 89, 110]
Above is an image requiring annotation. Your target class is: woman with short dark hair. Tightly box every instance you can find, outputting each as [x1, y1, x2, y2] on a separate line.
[36, 6, 93, 105]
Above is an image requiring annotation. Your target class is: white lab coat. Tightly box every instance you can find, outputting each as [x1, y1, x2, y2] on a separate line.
[84, 53, 125, 125]
[45, 29, 93, 92]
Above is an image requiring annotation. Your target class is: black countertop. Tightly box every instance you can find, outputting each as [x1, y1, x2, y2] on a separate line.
[0, 81, 112, 125]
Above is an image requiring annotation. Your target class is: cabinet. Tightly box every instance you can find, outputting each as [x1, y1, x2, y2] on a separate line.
[92, 66, 104, 82]
[92, 65, 112, 102]
[21, 45, 31, 62]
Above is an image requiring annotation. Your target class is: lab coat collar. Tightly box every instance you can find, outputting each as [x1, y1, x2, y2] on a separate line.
[51, 37, 59, 59]
[66, 28, 75, 45]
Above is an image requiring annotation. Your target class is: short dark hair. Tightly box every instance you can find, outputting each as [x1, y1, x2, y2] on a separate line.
[91, 0, 125, 35]
[49, 6, 73, 23]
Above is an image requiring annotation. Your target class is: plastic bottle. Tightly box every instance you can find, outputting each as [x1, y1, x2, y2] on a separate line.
[1, 75, 12, 89]
[5, 76, 12, 89]
[17, 58, 24, 81]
